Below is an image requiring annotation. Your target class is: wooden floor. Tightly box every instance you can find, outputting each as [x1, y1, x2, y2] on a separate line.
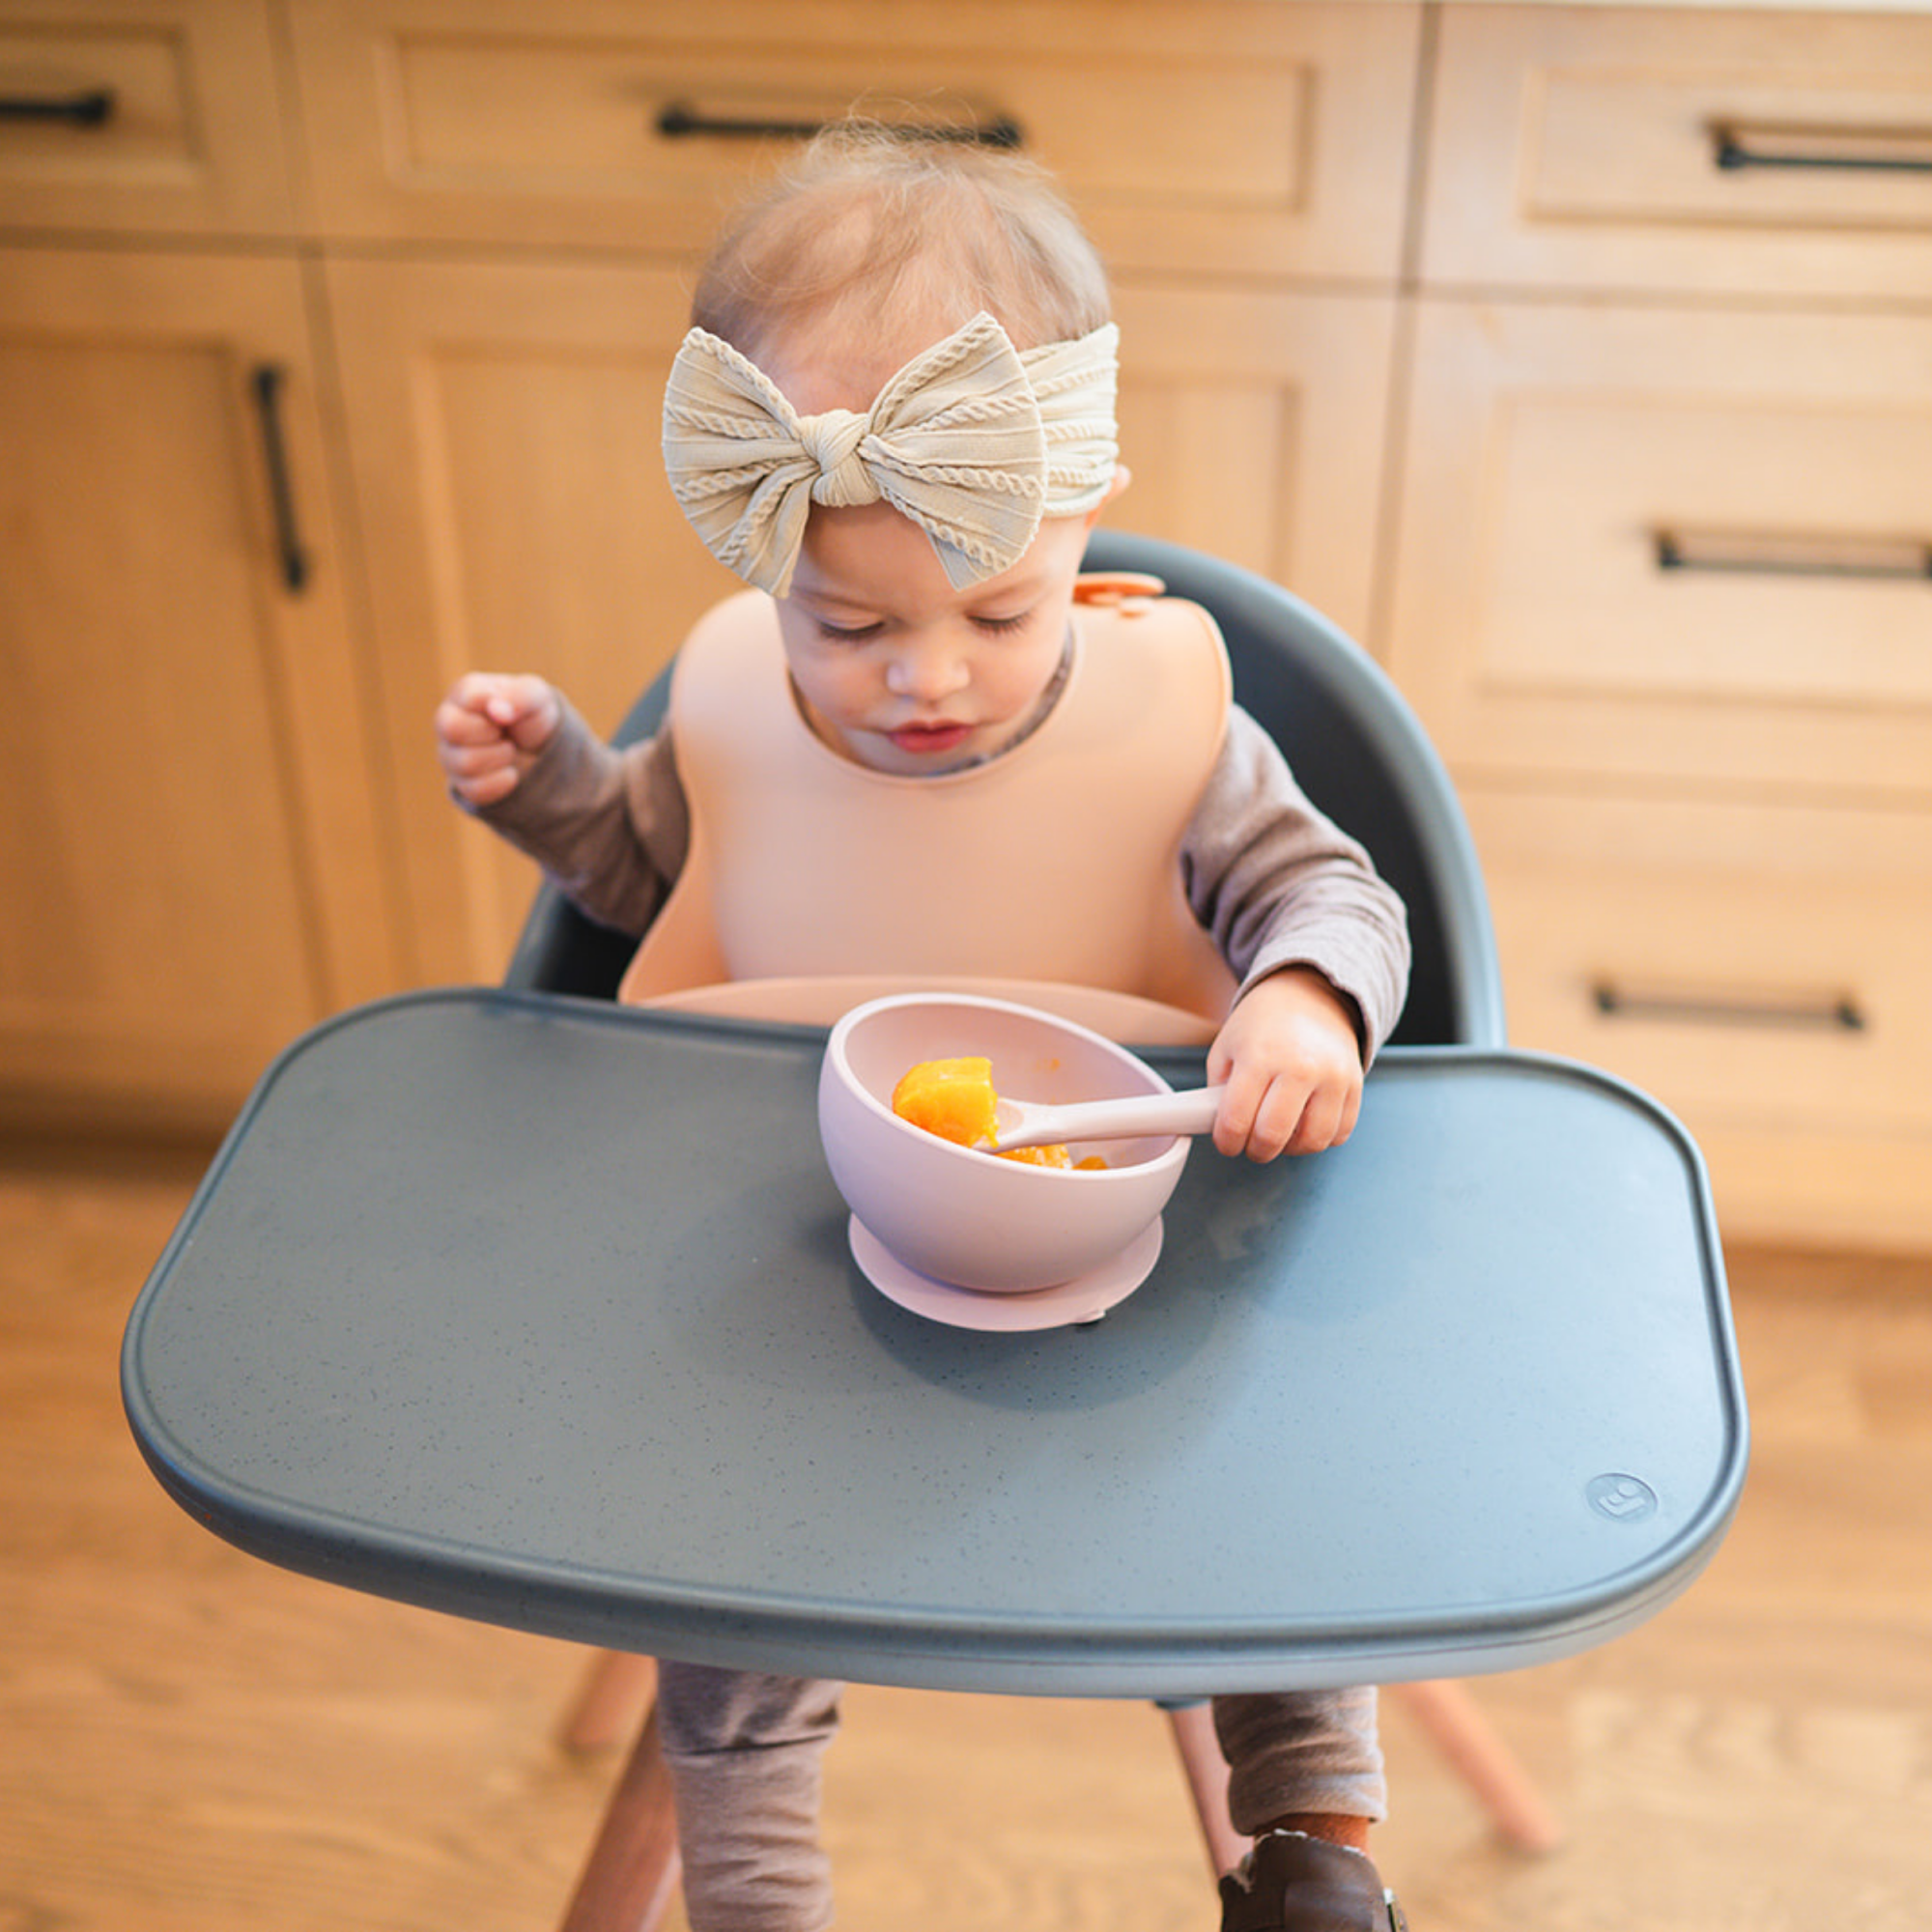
[8, 1135, 1932, 1931]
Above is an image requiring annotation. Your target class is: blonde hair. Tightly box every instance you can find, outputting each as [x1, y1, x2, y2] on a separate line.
[691, 121, 1113, 362]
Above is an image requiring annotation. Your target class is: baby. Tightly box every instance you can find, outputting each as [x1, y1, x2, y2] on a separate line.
[438, 126, 1410, 1932]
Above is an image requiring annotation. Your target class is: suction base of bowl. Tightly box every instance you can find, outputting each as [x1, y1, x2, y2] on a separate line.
[848, 1215, 1162, 1331]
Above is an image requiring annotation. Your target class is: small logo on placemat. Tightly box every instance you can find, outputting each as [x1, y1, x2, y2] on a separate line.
[1587, 1473, 1658, 1522]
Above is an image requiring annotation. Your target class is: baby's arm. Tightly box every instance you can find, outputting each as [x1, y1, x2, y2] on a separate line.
[436, 675, 687, 939]
[1183, 708, 1411, 1162]
[1207, 966, 1364, 1161]
[435, 672, 562, 808]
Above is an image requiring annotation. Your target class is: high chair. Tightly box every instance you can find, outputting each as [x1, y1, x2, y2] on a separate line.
[504, 531, 1544, 1923]
[125, 536, 1744, 1932]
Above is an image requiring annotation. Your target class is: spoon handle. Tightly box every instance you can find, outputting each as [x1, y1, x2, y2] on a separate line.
[998, 1085, 1226, 1151]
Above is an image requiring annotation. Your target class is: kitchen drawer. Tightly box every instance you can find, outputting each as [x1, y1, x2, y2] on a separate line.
[1383, 298, 1932, 800]
[284, 0, 1421, 278]
[0, 1, 296, 234]
[1423, 4, 1932, 302]
[1463, 785, 1932, 1249]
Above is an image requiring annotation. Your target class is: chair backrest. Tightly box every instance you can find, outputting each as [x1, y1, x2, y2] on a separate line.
[505, 530, 1504, 1048]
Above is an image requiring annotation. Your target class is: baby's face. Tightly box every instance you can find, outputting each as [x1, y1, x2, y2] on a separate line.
[775, 497, 1092, 776]
[758, 318, 1113, 775]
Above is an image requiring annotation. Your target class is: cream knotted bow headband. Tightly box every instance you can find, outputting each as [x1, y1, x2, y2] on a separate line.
[662, 311, 1120, 598]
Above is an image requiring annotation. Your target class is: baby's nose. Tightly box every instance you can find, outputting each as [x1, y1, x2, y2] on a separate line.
[885, 642, 970, 700]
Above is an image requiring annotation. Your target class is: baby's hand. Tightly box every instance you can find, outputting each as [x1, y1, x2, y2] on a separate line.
[1206, 966, 1365, 1162]
[435, 673, 560, 808]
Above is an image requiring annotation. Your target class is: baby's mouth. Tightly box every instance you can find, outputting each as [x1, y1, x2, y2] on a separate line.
[887, 721, 975, 756]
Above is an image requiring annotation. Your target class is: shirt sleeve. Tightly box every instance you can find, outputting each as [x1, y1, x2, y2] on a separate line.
[464, 693, 691, 937]
[1181, 705, 1413, 1062]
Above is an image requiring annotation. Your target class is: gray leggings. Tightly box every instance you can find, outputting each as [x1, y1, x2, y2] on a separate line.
[657, 1662, 1386, 1932]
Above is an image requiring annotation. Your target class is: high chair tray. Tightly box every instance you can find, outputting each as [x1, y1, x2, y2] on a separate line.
[123, 988, 1746, 1698]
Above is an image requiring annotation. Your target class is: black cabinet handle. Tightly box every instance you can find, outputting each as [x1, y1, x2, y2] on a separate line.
[656, 101, 1023, 149]
[1712, 122, 1932, 176]
[0, 88, 115, 126]
[1593, 981, 1865, 1034]
[250, 365, 310, 595]
[1654, 529, 1932, 583]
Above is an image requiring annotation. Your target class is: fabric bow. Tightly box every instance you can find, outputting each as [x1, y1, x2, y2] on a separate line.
[663, 312, 1119, 598]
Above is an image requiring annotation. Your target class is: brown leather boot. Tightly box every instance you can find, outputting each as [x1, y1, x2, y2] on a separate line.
[1218, 1832, 1407, 1932]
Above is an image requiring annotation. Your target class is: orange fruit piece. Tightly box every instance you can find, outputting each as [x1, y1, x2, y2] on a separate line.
[892, 1057, 1104, 1169]
[997, 1141, 1071, 1168]
[891, 1057, 1000, 1149]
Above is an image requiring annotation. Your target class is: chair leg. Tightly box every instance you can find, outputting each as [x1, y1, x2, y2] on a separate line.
[561, 1649, 661, 1756]
[1389, 1680, 1563, 1854]
[1164, 1702, 1252, 1879]
[557, 1698, 684, 1932]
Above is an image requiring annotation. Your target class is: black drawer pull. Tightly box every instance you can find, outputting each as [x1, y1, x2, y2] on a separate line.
[250, 364, 310, 595]
[0, 88, 115, 126]
[1655, 529, 1932, 583]
[1712, 122, 1932, 176]
[656, 101, 1023, 150]
[1594, 982, 1866, 1034]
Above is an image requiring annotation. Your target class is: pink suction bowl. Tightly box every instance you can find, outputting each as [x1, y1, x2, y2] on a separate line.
[817, 993, 1193, 1293]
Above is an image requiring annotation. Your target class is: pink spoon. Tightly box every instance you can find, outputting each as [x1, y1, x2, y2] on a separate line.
[983, 1084, 1227, 1152]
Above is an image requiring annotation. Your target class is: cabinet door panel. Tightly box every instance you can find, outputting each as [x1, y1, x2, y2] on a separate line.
[326, 258, 741, 981]
[1112, 282, 1396, 640]
[0, 249, 397, 1126]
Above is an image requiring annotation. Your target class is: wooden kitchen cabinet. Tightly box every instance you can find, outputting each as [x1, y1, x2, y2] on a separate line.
[0, 247, 404, 1131]
[1386, 4, 1932, 1250]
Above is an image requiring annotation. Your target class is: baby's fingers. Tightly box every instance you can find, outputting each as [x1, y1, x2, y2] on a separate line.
[483, 675, 559, 749]
[436, 729, 521, 803]
[1281, 1077, 1360, 1156]
[440, 673, 556, 743]
[1220, 1078, 1304, 1162]
[435, 689, 502, 751]
[1212, 1070, 1360, 1162]
[435, 673, 558, 806]
[1209, 1073, 1272, 1161]
[447, 761, 526, 809]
